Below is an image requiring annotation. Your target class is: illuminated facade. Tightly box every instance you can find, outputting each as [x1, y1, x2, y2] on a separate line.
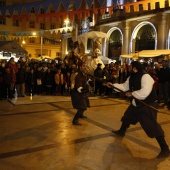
[0, 0, 170, 60]
[100, 0, 170, 60]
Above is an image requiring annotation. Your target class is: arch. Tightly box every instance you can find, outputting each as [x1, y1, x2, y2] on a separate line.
[130, 21, 157, 53]
[107, 27, 123, 60]
[107, 27, 123, 41]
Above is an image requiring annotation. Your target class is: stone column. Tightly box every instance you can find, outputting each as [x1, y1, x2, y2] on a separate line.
[72, 23, 78, 42]
[157, 13, 167, 49]
[132, 39, 136, 53]
[104, 38, 109, 58]
[122, 21, 131, 54]
[61, 38, 67, 60]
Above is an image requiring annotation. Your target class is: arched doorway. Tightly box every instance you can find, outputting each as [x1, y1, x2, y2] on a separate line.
[107, 28, 123, 61]
[136, 25, 156, 51]
[130, 22, 157, 53]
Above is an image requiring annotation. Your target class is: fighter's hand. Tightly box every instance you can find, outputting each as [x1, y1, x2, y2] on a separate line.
[105, 82, 114, 88]
[125, 92, 132, 97]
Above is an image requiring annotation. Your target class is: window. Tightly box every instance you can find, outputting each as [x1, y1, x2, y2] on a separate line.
[0, 18, 6, 25]
[0, 1, 5, 6]
[51, 23, 56, 29]
[30, 21, 35, 28]
[40, 23, 45, 29]
[29, 37, 35, 43]
[13, 19, 19, 26]
[40, 8, 45, 14]
[30, 7, 35, 13]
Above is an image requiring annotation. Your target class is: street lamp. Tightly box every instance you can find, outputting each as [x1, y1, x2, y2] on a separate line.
[64, 19, 69, 27]
[22, 40, 25, 44]
[32, 32, 43, 59]
[40, 35, 43, 59]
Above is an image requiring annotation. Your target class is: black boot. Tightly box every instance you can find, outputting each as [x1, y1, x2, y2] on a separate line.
[80, 115, 87, 118]
[72, 119, 82, 126]
[112, 123, 130, 137]
[72, 111, 82, 125]
[156, 136, 170, 158]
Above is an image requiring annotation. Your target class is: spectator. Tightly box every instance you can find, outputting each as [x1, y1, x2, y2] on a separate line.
[94, 63, 103, 95]
[6, 57, 18, 97]
[55, 68, 64, 95]
[16, 63, 27, 97]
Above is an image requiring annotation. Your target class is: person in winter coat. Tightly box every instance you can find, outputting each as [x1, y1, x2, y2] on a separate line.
[54, 68, 64, 95]
[94, 63, 104, 95]
[35, 67, 43, 95]
[6, 57, 18, 97]
[45, 68, 53, 95]
[16, 63, 27, 97]
[27, 69, 36, 96]
[3, 68, 12, 99]
[0, 63, 6, 99]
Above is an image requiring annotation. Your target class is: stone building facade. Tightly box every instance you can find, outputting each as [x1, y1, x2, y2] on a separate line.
[0, 0, 170, 61]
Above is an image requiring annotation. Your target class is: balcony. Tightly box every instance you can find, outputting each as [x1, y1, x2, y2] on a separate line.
[97, 1, 170, 25]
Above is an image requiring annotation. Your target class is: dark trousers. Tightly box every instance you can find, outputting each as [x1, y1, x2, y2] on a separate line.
[29, 84, 35, 95]
[3, 84, 13, 99]
[73, 109, 85, 122]
[158, 82, 169, 104]
[121, 103, 164, 138]
[95, 80, 103, 95]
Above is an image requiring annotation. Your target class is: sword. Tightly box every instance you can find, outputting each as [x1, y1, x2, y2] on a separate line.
[86, 73, 159, 112]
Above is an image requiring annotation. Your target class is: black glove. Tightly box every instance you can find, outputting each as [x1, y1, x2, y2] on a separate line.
[81, 88, 89, 93]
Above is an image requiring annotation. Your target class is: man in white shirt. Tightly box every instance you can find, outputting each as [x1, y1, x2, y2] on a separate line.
[106, 61, 170, 159]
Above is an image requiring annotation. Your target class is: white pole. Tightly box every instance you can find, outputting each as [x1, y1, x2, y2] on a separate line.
[41, 35, 43, 59]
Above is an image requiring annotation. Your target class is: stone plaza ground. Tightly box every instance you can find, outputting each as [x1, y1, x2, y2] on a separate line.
[0, 95, 170, 170]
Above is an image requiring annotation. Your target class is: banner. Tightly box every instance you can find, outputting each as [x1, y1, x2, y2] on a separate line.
[0, 0, 166, 18]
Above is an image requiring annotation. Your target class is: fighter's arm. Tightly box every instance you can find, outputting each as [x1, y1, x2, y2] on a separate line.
[106, 77, 130, 92]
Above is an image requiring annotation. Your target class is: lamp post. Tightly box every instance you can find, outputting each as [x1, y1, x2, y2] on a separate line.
[64, 19, 69, 27]
[32, 32, 43, 59]
[41, 35, 43, 59]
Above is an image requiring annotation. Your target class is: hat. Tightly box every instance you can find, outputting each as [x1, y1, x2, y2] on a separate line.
[131, 61, 143, 72]
[97, 63, 102, 67]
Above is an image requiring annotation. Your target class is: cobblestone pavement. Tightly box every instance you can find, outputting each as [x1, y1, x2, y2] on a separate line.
[0, 95, 170, 170]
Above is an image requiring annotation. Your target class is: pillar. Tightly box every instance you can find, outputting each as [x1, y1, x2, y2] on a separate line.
[157, 13, 167, 49]
[122, 21, 131, 54]
[61, 38, 68, 60]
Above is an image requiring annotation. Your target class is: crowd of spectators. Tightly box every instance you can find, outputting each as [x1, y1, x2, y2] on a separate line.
[0, 56, 170, 108]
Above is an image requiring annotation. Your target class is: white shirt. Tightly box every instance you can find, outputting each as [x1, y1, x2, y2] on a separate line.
[113, 74, 154, 106]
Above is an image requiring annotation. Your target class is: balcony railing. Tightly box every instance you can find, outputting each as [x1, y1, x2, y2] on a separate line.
[97, 1, 170, 25]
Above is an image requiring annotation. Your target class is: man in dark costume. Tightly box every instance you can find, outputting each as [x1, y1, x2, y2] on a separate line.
[71, 62, 93, 125]
[106, 61, 170, 159]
